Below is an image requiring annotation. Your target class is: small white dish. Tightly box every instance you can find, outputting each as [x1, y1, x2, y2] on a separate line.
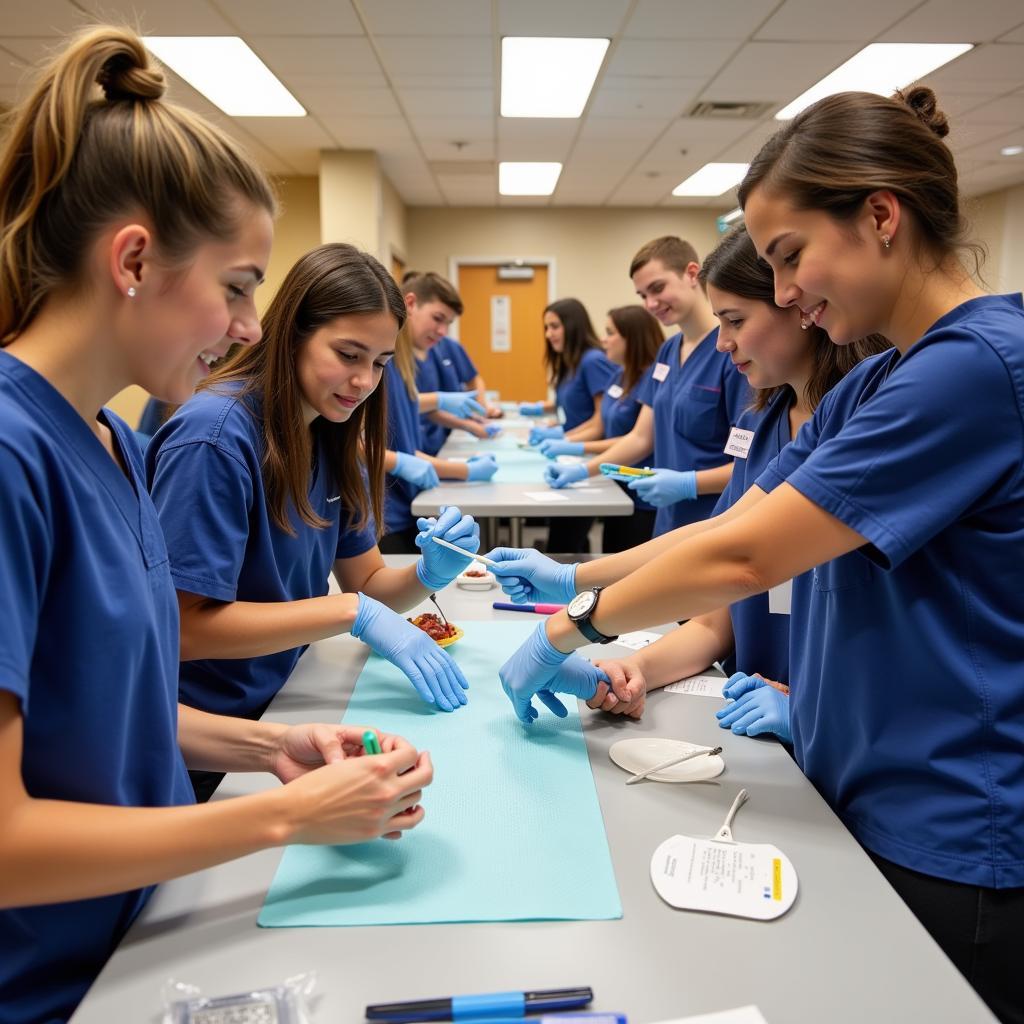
[609, 737, 725, 783]
[456, 568, 497, 590]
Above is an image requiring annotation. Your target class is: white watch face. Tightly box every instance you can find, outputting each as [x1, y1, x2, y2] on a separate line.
[567, 590, 596, 618]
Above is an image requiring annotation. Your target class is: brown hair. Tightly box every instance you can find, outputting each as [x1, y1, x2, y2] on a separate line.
[737, 87, 983, 273]
[402, 270, 464, 315]
[606, 305, 663, 394]
[543, 298, 602, 387]
[700, 225, 890, 412]
[0, 25, 277, 345]
[203, 244, 405, 537]
[392, 320, 418, 401]
[629, 236, 700, 278]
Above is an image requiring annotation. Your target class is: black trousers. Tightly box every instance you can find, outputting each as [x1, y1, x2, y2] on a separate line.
[378, 525, 421, 554]
[870, 852, 1024, 1023]
[602, 486, 656, 553]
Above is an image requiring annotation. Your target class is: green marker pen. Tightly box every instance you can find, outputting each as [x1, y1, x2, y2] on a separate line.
[362, 730, 382, 755]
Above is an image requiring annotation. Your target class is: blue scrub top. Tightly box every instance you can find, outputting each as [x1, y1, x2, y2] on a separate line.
[634, 329, 749, 535]
[414, 338, 479, 456]
[147, 386, 377, 719]
[555, 347, 618, 431]
[601, 366, 654, 512]
[757, 295, 1024, 888]
[0, 352, 192, 1024]
[712, 392, 794, 685]
[383, 360, 424, 535]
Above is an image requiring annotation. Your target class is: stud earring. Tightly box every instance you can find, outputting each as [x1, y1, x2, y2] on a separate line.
[127, 286, 136, 298]
[881, 235, 891, 250]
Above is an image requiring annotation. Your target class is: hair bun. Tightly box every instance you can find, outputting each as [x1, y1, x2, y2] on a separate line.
[97, 47, 165, 103]
[896, 86, 949, 139]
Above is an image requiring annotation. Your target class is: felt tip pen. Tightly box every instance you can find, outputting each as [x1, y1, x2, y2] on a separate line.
[492, 601, 566, 615]
[362, 730, 382, 756]
[598, 463, 654, 478]
[365, 986, 593, 1022]
[457, 1017, 625, 1024]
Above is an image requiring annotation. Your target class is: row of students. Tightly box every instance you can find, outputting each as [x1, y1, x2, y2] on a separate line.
[489, 86, 1024, 1024]
[0, 28, 481, 1024]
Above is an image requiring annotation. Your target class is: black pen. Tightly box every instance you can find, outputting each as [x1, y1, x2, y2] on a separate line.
[366, 987, 593, 1022]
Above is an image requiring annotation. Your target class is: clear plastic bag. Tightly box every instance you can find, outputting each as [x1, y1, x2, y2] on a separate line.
[162, 972, 316, 1024]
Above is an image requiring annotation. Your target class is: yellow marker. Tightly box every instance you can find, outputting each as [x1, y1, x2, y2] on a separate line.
[599, 462, 655, 478]
[772, 857, 783, 900]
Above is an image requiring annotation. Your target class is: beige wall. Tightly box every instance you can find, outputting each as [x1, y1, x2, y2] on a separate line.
[382, 175, 408, 270]
[405, 206, 723, 334]
[966, 183, 1024, 294]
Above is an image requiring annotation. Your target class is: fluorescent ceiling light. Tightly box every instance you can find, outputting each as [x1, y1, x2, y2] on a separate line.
[145, 36, 305, 117]
[501, 37, 609, 118]
[499, 162, 563, 196]
[775, 43, 972, 121]
[720, 207, 744, 224]
[1001, 145, 1024, 157]
[672, 163, 749, 198]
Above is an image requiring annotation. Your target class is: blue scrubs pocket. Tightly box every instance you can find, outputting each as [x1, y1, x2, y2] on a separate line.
[676, 385, 722, 442]
[813, 551, 874, 592]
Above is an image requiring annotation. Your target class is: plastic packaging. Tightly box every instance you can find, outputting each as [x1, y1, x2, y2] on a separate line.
[162, 972, 316, 1024]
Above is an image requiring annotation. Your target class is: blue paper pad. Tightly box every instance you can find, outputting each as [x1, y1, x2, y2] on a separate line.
[259, 621, 621, 927]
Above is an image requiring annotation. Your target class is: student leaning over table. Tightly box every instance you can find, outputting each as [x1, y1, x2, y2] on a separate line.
[0, 28, 432, 1024]
[495, 87, 1024, 1024]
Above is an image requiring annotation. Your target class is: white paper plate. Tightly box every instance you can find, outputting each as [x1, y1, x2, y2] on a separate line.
[456, 569, 496, 590]
[609, 737, 725, 783]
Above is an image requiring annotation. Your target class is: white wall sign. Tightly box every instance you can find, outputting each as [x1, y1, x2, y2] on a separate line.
[491, 295, 511, 352]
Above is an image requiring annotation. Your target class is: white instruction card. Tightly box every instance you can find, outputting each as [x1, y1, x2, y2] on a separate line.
[524, 491, 570, 503]
[665, 674, 726, 697]
[613, 630, 663, 650]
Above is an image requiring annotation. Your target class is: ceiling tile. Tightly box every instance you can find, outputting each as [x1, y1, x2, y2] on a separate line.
[588, 80, 702, 117]
[880, 0, 1024, 43]
[958, 89, 1024, 124]
[414, 115, 495, 140]
[712, 121, 782, 162]
[298, 86, 403, 119]
[606, 39, 738, 78]
[498, 118, 577, 158]
[78, 0, 237, 34]
[1, 0, 81, 36]
[398, 89, 493, 119]
[235, 116, 338, 151]
[956, 127, 1024, 161]
[437, 175, 497, 203]
[498, 0, 630, 36]
[755, 0, 920, 41]
[947, 118, 1022, 153]
[624, 0, 779, 40]
[250, 36, 381, 77]
[374, 35, 492, 76]
[912, 44, 1024, 88]
[421, 138, 496, 160]
[318, 116, 414, 147]
[392, 73, 493, 90]
[959, 161, 1024, 196]
[214, 0, 361, 34]
[999, 23, 1024, 42]
[360, 1, 492, 37]
[576, 115, 670, 143]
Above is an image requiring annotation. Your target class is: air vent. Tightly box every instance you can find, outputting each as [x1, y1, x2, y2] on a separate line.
[429, 160, 495, 177]
[687, 100, 775, 119]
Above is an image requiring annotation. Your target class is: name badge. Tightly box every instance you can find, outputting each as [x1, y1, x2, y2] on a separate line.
[652, 362, 670, 382]
[607, 384, 624, 399]
[724, 426, 754, 459]
[768, 579, 793, 615]
[442, 358, 453, 366]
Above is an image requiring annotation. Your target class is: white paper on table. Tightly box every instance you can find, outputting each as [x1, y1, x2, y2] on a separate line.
[564, 485, 602, 493]
[523, 491, 571, 503]
[646, 1006, 769, 1024]
[768, 578, 792, 615]
[665, 674, 726, 697]
[612, 630, 663, 650]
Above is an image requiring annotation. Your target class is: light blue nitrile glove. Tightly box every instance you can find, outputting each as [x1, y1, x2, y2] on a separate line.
[484, 423, 502, 438]
[466, 453, 499, 482]
[545, 462, 588, 489]
[437, 391, 486, 418]
[414, 505, 481, 589]
[484, 547, 578, 604]
[539, 439, 584, 459]
[716, 674, 791, 742]
[390, 451, 440, 490]
[351, 593, 468, 711]
[529, 425, 564, 445]
[627, 467, 698, 507]
[722, 670, 764, 701]
[519, 401, 545, 416]
[499, 621, 607, 724]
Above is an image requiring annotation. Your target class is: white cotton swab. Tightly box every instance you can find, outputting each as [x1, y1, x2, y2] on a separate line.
[430, 535, 499, 568]
[625, 746, 723, 785]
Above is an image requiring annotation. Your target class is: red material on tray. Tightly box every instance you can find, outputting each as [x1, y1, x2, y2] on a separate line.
[408, 612, 458, 641]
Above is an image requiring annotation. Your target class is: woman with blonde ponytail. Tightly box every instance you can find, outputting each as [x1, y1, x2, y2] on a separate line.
[0, 27, 432, 1023]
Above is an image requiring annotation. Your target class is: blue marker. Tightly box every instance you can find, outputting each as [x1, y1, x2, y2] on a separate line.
[365, 987, 593, 1022]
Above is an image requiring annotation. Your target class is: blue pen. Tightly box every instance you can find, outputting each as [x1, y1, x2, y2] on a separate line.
[492, 601, 565, 615]
[458, 1017, 625, 1024]
[365, 987, 593, 1022]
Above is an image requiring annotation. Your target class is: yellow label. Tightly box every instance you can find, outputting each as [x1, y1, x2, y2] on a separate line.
[772, 858, 783, 900]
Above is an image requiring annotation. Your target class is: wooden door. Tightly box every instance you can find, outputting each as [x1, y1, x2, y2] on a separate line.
[391, 253, 406, 283]
[455, 263, 549, 403]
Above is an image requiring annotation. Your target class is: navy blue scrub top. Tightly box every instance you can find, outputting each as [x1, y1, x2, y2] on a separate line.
[601, 366, 654, 511]
[147, 385, 377, 719]
[634, 329, 749, 535]
[414, 337, 478, 456]
[555, 347, 618, 431]
[712, 391, 794, 685]
[757, 295, 1024, 888]
[0, 352, 192, 1024]
[383, 360, 426, 535]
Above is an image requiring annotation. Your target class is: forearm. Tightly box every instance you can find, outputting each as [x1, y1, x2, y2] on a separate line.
[427, 410, 467, 431]
[424, 453, 469, 480]
[417, 393, 441, 413]
[633, 610, 733, 690]
[0, 786, 291, 908]
[179, 591, 358, 661]
[566, 412, 604, 442]
[358, 561, 431, 611]
[581, 436, 621, 455]
[178, 703, 286, 773]
[695, 461, 734, 496]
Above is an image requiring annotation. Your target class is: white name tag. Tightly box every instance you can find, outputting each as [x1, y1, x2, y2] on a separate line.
[442, 358, 452, 366]
[768, 578, 792, 615]
[724, 426, 754, 459]
[652, 362, 670, 382]
[607, 384, 624, 399]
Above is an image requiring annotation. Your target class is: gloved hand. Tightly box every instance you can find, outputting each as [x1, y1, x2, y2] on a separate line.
[499, 621, 605, 723]
[544, 462, 588, 489]
[484, 547, 577, 604]
[437, 391, 486, 418]
[627, 468, 697, 507]
[722, 670, 765, 701]
[352, 594, 469, 711]
[716, 677, 791, 742]
[519, 401, 545, 416]
[414, 505, 480, 589]
[529, 425, 564, 445]
[390, 451, 440, 489]
[484, 423, 502, 438]
[466, 454, 499, 482]
[539, 439, 584, 458]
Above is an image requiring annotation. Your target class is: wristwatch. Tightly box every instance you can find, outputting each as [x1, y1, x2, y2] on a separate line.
[566, 587, 618, 645]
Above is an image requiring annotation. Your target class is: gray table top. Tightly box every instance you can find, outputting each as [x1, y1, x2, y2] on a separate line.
[70, 559, 994, 1024]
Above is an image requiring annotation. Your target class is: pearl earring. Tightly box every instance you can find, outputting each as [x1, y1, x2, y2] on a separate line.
[881, 235, 891, 250]
[127, 286, 136, 298]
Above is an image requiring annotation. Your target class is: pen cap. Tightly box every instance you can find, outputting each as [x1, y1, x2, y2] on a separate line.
[453, 992, 524, 1018]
